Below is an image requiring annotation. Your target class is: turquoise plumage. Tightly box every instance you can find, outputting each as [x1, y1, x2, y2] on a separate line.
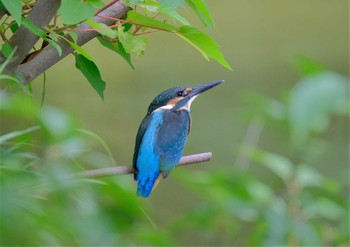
[133, 80, 223, 197]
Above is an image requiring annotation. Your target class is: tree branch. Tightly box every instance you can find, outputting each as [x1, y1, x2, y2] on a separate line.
[15, 1, 130, 85]
[79, 152, 212, 178]
[0, 8, 7, 20]
[0, 0, 61, 71]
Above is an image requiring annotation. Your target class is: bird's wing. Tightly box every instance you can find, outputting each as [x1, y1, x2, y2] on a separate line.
[132, 114, 152, 174]
[155, 110, 191, 175]
[134, 112, 163, 197]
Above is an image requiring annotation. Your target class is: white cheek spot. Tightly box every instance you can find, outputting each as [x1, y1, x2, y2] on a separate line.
[178, 95, 198, 112]
[154, 104, 174, 112]
[153, 95, 198, 112]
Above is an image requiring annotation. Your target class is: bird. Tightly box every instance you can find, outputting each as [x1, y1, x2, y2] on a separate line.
[132, 80, 224, 197]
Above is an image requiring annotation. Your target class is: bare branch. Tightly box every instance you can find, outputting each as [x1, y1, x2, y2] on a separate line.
[0, 0, 61, 70]
[15, 1, 130, 85]
[79, 152, 212, 178]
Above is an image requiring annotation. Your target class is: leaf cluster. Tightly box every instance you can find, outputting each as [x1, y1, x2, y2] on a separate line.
[170, 59, 349, 245]
[0, 58, 348, 246]
[0, 0, 231, 100]
[0, 93, 170, 245]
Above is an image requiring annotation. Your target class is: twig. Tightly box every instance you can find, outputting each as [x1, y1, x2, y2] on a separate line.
[80, 152, 212, 178]
[234, 117, 264, 171]
[49, 24, 76, 33]
[70, 23, 123, 32]
[15, 1, 130, 84]
[97, 15, 175, 33]
[96, 0, 119, 15]
[0, 0, 61, 70]
[0, 30, 10, 44]
[0, 8, 7, 20]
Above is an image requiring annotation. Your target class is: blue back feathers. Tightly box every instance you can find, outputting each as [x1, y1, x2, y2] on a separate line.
[133, 80, 223, 197]
[133, 109, 191, 198]
[135, 111, 162, 197]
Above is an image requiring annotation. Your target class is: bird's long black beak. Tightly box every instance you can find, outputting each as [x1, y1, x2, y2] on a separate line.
[188, 80, 224, 98]
[172, 80, 224, 110]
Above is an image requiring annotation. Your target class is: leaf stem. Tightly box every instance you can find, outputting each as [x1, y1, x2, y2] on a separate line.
[70, 23, 122, 32]
[0, 30, 10, 43]
[97, 15, 175, 33]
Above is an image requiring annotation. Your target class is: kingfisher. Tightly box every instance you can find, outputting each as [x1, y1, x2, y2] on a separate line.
[132, 80, 224, 197]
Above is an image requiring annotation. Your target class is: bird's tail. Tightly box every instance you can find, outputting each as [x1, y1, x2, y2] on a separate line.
[136, 172, 160, 198]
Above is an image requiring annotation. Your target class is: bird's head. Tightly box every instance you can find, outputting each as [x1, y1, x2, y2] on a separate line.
[147, 80, 224, 114]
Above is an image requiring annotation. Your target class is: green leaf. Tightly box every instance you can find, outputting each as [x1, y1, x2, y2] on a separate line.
[247, 180, 273, 204]
[123, 23, 133, 32]
[288, 71, 348, 144]
[0, 74, 19, 83]
[40, 72, 47, 106]
[124, 0, 144, 5]
[157, 0, 185, 8]
[185, 0, 214, 27]
[115, 42, 135, 69]
[66, 40, 93, 61]
[9, 21, 19, 33]
[21, 18, 46, 38]
[75, 54, 106, 100]
[59, 0, 96, 24]
[129, 1, 159, 12]
[159, 5, 191, 25]
[118, 28, 147, 56]
[86, 19, 118, 39]
[264, 198, 288, 246]
[0, 47, 21, 84]
[67, 31, 78, 43]
[44, 30, 63, 57]
[48, 39, 62, 57]
[0, 126, 40, 144]
[97, 37, 135, 69]
[1, 0, 22, 25]
[127, 10, 178, 31]
[292, 218, 321, 246]
[76, 128, 116, 165]
[305, 198, 345, 221]
[0, 49, 12, 74]
[293, 55, 326, 76]
[39, 106, 77, 140]
[1, 43, 13, 58]
[88, 0, 105, 9]
[176, 26, 232, 70]
[252, 149, 294, 182]
[295, 164, 324, 188]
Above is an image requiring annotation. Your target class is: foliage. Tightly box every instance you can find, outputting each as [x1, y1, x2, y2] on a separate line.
[0, 0, 231, 99]
[171, 61, 349, 246]
[0, 93, 171, 245]
[0, 1, 348, 246]
[0, 56, 348, 245]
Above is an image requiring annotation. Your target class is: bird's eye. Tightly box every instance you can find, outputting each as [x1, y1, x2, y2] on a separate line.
[177, 91, 183, 96]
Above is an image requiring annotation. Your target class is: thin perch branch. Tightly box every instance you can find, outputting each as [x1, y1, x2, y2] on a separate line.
[80, 152, 212, 178]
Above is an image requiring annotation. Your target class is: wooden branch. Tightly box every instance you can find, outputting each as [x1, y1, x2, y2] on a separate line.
[80, 152, 212, 178]
[15, 1, 130, 85]
[0, 8, 7, 20]
[0, 0, 61, 70]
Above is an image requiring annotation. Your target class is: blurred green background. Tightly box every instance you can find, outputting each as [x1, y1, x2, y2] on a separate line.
[1, 0, 349, 246]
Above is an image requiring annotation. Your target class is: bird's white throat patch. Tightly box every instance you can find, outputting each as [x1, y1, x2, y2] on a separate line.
[178, 95, 198, 111]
